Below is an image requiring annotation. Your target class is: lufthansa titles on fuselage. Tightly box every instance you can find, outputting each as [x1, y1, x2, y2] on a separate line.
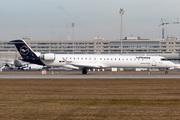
[136, 57, 151, 59]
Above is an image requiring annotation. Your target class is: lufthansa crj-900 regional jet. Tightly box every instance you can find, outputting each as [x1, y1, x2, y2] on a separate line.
[8, 39, 176, 74]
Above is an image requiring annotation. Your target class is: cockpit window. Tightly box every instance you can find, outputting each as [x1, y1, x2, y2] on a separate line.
[161, 58, 168, 61]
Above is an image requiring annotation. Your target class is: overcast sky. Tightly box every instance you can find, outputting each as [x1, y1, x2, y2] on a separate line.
[0, 0, 180, 40]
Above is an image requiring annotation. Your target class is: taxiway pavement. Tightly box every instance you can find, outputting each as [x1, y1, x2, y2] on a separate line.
[1, 74, 180, 79]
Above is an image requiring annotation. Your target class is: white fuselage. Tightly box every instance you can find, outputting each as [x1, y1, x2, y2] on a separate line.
[40, 54, 175, 69]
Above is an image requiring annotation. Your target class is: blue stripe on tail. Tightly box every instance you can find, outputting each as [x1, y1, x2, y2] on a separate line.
[8, 40, 45, 66]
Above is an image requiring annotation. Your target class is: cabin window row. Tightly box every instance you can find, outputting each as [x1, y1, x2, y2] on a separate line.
[65, 57, 150, 61]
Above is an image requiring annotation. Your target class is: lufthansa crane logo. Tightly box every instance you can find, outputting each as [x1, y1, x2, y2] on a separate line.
[20, 46, 29, 55]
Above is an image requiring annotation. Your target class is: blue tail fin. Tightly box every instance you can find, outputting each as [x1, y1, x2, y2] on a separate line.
[8, 40, 45, 65]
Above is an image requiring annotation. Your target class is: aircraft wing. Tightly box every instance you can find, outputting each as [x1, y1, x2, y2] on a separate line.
[0, 61, 14, 65]
[72, 64, 101, 69]
[62, 57, 101, 69]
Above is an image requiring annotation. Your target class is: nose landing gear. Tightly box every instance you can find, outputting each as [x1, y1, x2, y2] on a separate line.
[165, 68, 168, 74]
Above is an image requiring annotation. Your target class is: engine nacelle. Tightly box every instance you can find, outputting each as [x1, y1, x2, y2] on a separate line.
[40, 53, 55, 61]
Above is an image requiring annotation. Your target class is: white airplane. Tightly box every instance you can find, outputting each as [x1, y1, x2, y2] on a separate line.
[21, 64, 46, 71]
[8, 39, 177, 74]
[0, 57, 28, 70]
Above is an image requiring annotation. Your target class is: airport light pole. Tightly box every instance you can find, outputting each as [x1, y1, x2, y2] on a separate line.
[72, 23, 75, 54]
[119, 8, 124, 55]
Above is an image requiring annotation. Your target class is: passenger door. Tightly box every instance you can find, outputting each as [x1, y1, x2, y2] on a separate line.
[152, 58, 157, 66]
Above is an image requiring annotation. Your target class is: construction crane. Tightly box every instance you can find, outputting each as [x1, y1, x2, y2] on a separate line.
[159, 18, 179, 39]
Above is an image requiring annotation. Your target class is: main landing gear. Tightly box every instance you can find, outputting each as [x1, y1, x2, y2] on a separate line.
[82, 69, 87, 74]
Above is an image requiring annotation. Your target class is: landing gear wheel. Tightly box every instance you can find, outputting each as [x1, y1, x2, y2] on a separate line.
[165, 71, 168, 74]
[82, 69, 87, 74]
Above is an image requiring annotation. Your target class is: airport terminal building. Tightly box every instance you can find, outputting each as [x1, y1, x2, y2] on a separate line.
[0, 36, 180, 60]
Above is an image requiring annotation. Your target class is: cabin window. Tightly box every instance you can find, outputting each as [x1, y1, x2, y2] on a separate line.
[94, 58, 96, 60]
[100, 58, 102, 60]
[104, 58, 106, 60]
[161, 58, 168, 61]
[81, 58, 83, 60]
[70, 57, 71, 59]
[74, 58, 75, 60]
[107, 58, 109, 60]
[126, 58, 128, 60]
[111, 58, 113, 60]
[77, 58, 79, 60]
[85, 58, 87, 60]
[122, 59, 124, 61]
[115, 58, 116, 60]
[119, 58, 120, 60]
[89, 58, 91, 60]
